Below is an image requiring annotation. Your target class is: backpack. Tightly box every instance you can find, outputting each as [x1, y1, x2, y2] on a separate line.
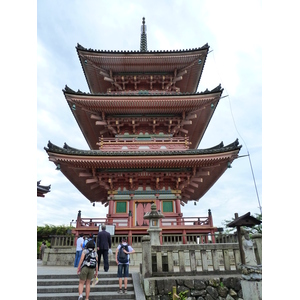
[118, 244, 129, 264]
[82, 249, 97, 269]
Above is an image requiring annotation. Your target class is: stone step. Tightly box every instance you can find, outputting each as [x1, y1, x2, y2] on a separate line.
[37, 272, 124, 279]
[37, 284, 134, 293]
[37, 291, 135, 299]
[37, 273, 135, 299]
[37, 275, 132, 285]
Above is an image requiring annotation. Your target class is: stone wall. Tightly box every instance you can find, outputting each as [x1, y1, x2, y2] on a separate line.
[143, 265, 262, 300]
[42, 247, 142, 266]
[42, 248, 75, 266]
[144, 276, 243, 300]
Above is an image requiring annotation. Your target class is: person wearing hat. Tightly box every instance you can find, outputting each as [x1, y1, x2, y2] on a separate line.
[77, 240, 98, 300]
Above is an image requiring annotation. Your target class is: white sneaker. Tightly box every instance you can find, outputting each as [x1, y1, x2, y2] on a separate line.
[78, 295, 83, 300]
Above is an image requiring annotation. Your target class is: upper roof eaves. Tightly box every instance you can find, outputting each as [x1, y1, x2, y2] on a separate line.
[45, 139, 241, 157]
[76, 43, 210, 55]
[63, 84, 223, 97]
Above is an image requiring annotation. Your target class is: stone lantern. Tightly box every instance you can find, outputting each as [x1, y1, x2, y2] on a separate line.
[143, 202, 165, 245]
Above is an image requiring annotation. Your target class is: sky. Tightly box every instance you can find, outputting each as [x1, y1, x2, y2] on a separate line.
[2, 1, 300, 298]
[36, 0, 262, 229]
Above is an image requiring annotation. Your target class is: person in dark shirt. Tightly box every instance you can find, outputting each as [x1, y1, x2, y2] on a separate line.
[97, 224, 112, 272]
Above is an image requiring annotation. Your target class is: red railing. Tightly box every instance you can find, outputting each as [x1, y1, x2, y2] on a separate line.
[96, 136, 190, 151]
[76, 215, 212, 229]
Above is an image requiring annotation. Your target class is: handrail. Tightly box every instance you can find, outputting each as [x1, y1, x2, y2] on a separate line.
[97, 136, 190, 151]
[78, 215, 213, 229]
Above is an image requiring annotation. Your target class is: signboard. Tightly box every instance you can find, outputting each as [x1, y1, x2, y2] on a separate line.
[98, 224, 115, 236]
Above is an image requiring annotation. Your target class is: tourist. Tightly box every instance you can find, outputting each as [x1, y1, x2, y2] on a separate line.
[40, 241, 47, 260]
[83, 233, 95, 249]
[74, 233, 84, 267]
[77, 240, 98, 300]
[97, 224, 112, 272]
[115, 238, 135, 294]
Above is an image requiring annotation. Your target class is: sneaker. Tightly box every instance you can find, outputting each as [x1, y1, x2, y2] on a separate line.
[118, 289, 123, 294]
[124, 289, 127, 294]
[78, 295, 83, 300]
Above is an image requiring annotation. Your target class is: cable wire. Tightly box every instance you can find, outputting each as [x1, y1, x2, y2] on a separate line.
[210, 51, 262, 215]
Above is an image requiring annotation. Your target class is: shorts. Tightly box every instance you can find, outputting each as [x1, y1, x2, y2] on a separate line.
[79, 266, 95, 281]
[117, 263, 129, 278]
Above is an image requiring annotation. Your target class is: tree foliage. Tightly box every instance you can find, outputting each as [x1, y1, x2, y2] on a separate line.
[37, 224, 74, 257]
[221, 213, 262, 235]
[37, 224, 74, 241]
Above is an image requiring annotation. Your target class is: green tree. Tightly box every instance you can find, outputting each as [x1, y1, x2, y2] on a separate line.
[221, 213, 262, 235]
[37, 224, 74, 257]
[37, 224, 74, 241]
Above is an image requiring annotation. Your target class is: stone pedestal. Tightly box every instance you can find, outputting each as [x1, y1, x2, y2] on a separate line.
[241, 281, 262, 300]
[241, 265, 262, 300]
[147, 227, 161, 245]
[141, 235, 152, 279]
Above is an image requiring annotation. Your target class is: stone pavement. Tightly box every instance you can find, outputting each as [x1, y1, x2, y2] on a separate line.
[37, 259, 140, 275]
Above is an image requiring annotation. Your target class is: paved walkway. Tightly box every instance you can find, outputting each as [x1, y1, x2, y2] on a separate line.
[37, 259, 140, 275]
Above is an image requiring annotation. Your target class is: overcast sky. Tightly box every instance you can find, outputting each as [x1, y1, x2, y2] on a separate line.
[36, 0, 263, 229]
[2, 1, 300, 298]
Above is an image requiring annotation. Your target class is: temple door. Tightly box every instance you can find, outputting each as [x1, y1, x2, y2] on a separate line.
[135, 201, 152, 226]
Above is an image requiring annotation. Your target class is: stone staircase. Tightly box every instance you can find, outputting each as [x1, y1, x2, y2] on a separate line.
[37, 273, 136, 299]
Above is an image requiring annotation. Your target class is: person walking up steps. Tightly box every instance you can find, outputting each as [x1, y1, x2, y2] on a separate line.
[115, 238, 135, 294]
[77, 240, 98, 300]
[97, 224, 112, 272]
[74, 233, 84, 267]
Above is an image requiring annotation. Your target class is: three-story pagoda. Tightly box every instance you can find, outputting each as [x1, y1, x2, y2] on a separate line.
[45, 18, 241, 241]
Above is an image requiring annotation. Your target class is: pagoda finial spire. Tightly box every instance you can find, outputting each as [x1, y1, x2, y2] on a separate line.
[140, 17, 147, 52]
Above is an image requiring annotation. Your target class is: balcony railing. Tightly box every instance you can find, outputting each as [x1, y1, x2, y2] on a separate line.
[76, 215, 213, 230]
[96, 136, 190, 151]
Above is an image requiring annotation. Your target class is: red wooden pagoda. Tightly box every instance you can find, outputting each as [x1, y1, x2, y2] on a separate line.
[45, 18, 241, 241]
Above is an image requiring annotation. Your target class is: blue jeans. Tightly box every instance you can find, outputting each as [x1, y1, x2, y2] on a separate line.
[74, 250, 82, 267]
[117, 263, 129, 278]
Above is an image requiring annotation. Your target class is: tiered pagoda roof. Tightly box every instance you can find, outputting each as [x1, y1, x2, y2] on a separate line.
[76, 42, 209, 94]
[44, 18, 242, 210]
[45, 139, 241, 205]
[64, 84, 223, 150]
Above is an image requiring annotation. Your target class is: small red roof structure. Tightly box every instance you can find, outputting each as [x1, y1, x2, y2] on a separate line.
[37, 180, 51, 197]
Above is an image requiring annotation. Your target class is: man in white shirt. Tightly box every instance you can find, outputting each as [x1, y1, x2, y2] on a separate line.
[74, 233, 84, 267]
[115, 238, 135, 294]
